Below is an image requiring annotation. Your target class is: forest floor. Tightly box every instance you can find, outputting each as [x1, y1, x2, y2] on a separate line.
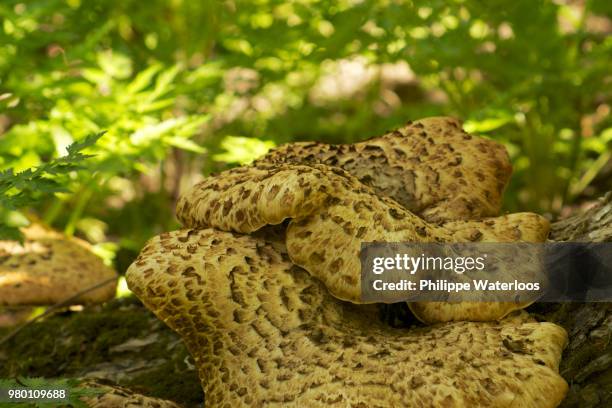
[0, 297, 203, 407]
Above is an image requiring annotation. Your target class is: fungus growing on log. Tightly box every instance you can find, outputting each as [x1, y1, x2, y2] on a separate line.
[130, 117, 570, 406]
[0, 224, 117, 306]
[256, 116, 512, 222]
[126, 228, 568, 407]
[176, 161, 549, 322]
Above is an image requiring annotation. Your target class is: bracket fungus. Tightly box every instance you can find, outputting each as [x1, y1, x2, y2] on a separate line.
[126, 229, 568, 407]
[255, 116, 512, 222]
[0, 224, 117, 306]
[176, 161, 549, 322]
[176, 163, 341, 234]
[130, 117, 568, 406]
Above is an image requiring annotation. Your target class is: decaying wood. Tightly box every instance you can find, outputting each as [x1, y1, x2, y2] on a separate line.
[551, 192, 612, 243]
[540, 192, 612, 408]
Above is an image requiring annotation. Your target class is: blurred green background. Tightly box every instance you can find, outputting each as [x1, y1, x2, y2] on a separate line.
[0, 0, 610, 273]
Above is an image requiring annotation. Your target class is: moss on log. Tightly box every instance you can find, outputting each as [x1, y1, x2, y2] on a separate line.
[0, 297, 203, 407]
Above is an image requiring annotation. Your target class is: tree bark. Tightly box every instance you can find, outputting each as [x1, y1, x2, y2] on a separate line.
[550, 192, 612, 243]
[535, 192, 612, 407]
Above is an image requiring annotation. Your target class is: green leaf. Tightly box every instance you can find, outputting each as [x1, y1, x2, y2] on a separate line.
[66, 132, 105, 155]
[213, 136, 276, 164]
[0, 132, 104, 240]
[0, 224, 24, 242]
[464, 116, 513, 133]
[166, 136, 207, 153]
[127, 63, 163, 94]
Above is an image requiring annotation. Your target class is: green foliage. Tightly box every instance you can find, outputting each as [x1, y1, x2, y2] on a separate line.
[213, 136, 276, 165]
[0, 377, 102, 408]
[0, 0, 609, 270]
[0, 133, 102, 241]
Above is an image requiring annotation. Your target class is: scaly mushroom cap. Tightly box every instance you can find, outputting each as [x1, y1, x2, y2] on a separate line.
[79, 378, 182, 408]
[284, 180, 549, 322]
[176, 162, 446, 236]
[126, 229, 568, 408]
[0, 224, 117, 306]
[176, 161, 546, 243]
[176, 163, 342, 233]
[177, 161, 550, 321]
[256, 116, 512, 222]
[440, 213, 551, 242]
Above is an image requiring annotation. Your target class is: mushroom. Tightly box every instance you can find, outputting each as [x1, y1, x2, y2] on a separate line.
[255, 116, 512, 222]
[440, 213, 551, 243]
[176, 163, 339, 234]
[281, 167, 549, 322]
[0, 224, 117, 306]
[176, 162, 547, 243]
[79, 378, 183, 408]
[176, 162, 549, 322]
[126, 228, 568, 407]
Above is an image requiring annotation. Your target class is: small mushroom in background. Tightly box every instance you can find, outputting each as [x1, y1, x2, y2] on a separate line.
[126, 228, 568, 407]
[0, 224, 117, 309]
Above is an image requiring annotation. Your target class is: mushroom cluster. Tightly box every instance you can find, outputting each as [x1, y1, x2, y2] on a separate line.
[127, 117, 569, 407]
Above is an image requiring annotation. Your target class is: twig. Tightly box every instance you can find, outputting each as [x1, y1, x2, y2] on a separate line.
[0, 277, 117, 346]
